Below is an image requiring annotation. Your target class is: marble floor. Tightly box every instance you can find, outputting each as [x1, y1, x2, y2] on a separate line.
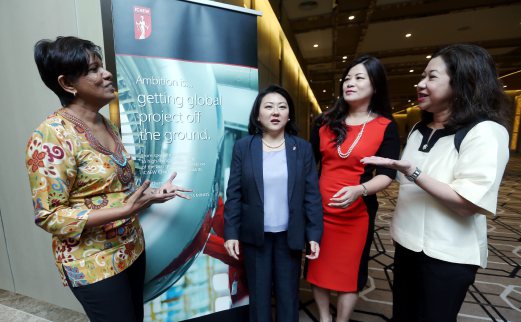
[0, 289, 87, 322]
[2, 154, 520, 322]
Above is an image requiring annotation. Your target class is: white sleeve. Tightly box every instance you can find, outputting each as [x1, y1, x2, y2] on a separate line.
[449, 121, 509, 216]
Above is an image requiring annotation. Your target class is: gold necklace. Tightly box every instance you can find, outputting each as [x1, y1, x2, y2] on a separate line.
[262, 138, 285, 149]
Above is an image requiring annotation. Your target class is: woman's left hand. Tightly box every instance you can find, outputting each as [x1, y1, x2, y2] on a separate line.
[306, 241, 320, 260]
[146, 172, 193, 199]
[328, 185, 364, 208]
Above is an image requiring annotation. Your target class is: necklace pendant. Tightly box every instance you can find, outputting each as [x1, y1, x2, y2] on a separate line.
[423, 144, 428, 150]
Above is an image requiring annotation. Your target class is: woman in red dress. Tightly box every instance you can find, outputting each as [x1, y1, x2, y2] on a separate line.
[306, 55, 400, 322]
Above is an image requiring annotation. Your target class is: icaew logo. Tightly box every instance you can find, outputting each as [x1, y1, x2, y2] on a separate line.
[134, 6, 151, 40]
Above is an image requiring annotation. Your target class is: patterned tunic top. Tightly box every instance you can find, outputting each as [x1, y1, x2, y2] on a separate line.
[25, 109, 145, 287]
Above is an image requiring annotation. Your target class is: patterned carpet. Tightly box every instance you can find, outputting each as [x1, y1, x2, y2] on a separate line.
[299, 154, 521, 322]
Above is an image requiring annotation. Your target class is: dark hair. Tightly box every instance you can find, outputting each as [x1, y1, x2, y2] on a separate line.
[423, 44, 512, 130]
[318, 55, 393, 145]
[248, 85, 298, 135]
[34, 36, 103, 107]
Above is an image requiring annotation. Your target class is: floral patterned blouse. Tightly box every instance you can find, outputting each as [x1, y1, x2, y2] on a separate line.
[25, 109, 145, 287]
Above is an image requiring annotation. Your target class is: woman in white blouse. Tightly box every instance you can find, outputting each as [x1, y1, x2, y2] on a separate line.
[362, 44, 511, 322]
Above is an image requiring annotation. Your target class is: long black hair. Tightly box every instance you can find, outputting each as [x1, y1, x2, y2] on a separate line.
[248, 84, 298, 135]
[34, 36, 103, 107]
[422, 44, 512, 130]
[318, 55, 392, 145]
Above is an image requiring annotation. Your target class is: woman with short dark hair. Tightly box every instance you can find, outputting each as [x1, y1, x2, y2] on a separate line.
[27, 36, 190, 321]
[224, 84, 323, 322]
[362, 44, 511, 322]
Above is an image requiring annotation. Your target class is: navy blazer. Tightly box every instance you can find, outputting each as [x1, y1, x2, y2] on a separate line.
[224, 134, 323, 250]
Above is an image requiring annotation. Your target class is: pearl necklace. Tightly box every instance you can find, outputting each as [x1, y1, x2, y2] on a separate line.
[262, 138, 285, 149]
[337, 111, 372, 159]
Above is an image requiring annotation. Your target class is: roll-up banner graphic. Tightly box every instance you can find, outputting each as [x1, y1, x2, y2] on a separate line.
[111, 0, 260, 320]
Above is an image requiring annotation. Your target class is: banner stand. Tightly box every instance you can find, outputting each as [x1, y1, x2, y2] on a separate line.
[106, 0, 260, 320]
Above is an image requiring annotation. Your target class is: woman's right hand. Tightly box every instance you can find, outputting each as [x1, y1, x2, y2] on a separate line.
[125, 180, 178, 214]
[86, 179, 181, 228]
[126, 172, 192, 214]
[224, 239, 240, 260]
[361, 156, 413, 175]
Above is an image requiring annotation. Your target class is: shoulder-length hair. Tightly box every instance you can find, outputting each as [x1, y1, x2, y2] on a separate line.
[319, 55, 393, 145]
[248, 84, 298, 135]
[34, 36, 103, 107]
[423, 44, 512, 130]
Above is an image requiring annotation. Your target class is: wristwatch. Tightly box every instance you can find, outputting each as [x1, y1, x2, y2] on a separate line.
[405, 167, 422, 182]
[361, 183, 368, 196]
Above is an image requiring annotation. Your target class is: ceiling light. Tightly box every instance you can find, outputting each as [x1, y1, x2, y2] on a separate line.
[405, 33, 412, 38]
[323, 90, 326, 93]
[408, 99, 411, 102]
[342, 60, 346, 63]
[414, 85, 417, 87]
[348, 16, 355, 20]
[409, 69, 414, 73]
[503, 85, 507, 88]
[426, 55, 431, 59]
[342, 56, 347, 59]
[299, 1, 318, 10]
[313, 44, 319, 48]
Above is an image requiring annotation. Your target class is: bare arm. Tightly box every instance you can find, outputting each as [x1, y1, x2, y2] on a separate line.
[361, 157, 480, 216]
[329, 174, 393, 208]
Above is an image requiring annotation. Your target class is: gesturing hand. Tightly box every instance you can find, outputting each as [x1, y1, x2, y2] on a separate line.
[127, 172, 192, 214]
[361, 156, 413, 175]
[154, 172, 192, 200]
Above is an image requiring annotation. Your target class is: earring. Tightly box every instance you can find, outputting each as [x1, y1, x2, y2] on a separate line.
[72, 91, 77, 97]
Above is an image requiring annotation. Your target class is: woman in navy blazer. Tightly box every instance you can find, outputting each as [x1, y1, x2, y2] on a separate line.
[224, 85, 323, 322]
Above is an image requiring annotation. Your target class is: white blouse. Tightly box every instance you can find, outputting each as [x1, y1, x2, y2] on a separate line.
[392, 121, 509, 267]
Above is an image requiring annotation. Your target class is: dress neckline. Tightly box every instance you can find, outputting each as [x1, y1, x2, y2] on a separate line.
[345, 114, 379, 127]
[58, 108, 121, 156]
[57, 108, 133, 184]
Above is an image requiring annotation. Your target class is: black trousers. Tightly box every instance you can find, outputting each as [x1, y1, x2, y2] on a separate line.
[243, 232, 302, 322]
[67, 252, 146, 322]
[391, 243, 478, 322]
